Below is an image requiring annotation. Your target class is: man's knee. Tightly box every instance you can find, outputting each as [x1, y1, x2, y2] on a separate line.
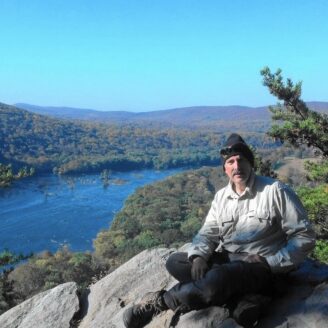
[166, 252, 188, 270]
[166, 252, 192, 282]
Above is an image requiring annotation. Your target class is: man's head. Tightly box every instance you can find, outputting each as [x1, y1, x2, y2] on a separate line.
[220, 134, 254, 188]
[220, 133, 255, 169]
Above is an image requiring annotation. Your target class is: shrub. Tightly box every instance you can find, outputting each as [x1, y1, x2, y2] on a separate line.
[312, 240, 328, 264]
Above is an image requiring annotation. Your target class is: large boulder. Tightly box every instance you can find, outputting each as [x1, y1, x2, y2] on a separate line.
[147, 306, 241, 328]
[152, 259, 328, 328]
[79, 247, 328, 328]
[0, 282, 79, 328]
[79, 247, 176, 328]
[1, 247, 327, 328]
[256, 260, 328, 328]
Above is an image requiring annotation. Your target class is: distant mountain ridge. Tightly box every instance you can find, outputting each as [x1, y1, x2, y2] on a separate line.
[15, 102, 269, 121]
[15, 103, 135, 121]
[15, 102, 328, 131]
[15, 101, 328, 121]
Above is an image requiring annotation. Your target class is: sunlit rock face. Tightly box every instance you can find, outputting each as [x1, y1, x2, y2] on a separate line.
[0, 282, 79, 328]
[1, 247, 328, 328]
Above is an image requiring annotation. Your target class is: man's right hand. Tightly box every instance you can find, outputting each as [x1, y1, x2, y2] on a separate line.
[191, 256, 209, 280]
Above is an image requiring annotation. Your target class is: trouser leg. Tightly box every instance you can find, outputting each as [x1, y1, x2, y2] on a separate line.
[164, 260, 271, 311]
[165, 251, 229, 283]
[165, 252, 192, 282]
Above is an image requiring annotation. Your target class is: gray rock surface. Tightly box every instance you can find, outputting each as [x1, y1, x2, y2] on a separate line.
[100, 251, 328, 328]
[79, 247, 176, 328]
[257, 259, 328, 328]
[81, 247, 328, 328]
[146, 306, 242, 328]
[0, 282, 79, 328]
[1, 248, 327, 328]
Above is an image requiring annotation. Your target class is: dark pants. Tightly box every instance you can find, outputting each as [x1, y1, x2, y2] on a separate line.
[163, 252, 272, 311]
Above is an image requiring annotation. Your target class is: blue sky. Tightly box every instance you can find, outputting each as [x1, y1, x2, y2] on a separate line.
[0, 0, 327, 112]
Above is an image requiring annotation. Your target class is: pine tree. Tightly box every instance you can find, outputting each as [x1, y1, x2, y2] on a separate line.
[261, 67, 328, 262]
[260, 67, 328, 157]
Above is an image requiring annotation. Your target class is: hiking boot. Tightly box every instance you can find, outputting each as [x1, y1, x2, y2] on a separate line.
[123, 290, 168, 328]
[232, 294, 271, 328]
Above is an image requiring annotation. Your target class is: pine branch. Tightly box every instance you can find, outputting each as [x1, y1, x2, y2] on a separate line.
[261, 67, 328, 158]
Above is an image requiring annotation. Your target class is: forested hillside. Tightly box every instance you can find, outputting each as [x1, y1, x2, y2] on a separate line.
[0, 102, 278, 175]
[0, 103, 220, 174]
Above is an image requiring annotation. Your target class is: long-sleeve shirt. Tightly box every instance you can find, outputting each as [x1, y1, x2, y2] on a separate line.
[188, 172, 316, 273]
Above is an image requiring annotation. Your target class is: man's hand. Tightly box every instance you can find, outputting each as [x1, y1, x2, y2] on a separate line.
[244, 254, 270, 269]
[191, 256, 209, 280]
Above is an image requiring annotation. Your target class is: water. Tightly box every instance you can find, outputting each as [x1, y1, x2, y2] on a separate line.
[0, 169, 182, 255]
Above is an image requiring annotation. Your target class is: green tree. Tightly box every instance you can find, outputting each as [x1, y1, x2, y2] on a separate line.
[304, 160, 328, 183]
[0, 271, 15, 315]
[261, 67, 328, 157]
[261, 67, 328, 263]
[0, 163, 35, 188]
[297, 185, 328, 237]
[0, 164, 14, 187]
[0, 249, 32, 268]
[251, 146, 277, 178]
[6, 246, 109, 307]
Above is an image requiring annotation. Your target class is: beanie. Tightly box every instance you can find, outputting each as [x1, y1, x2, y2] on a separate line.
[220, 133, 255, 168]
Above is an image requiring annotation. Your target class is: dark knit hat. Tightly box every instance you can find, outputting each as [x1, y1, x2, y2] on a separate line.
[220, 133, 255, 168]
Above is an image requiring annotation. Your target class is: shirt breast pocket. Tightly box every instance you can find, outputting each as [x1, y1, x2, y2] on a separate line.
[220, 216, 234, 238]
[233, 210, 272, 243]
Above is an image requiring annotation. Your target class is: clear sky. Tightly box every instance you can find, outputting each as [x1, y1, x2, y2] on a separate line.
[0, 0, 327, 112]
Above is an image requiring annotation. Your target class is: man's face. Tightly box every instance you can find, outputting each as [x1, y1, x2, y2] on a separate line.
[224, 154, 252, 185]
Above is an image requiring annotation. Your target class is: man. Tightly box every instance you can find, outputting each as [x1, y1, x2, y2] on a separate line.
[123, 133, 316, 328]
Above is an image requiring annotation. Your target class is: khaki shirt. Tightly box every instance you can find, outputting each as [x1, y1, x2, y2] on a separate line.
[188, 172, 316, 273]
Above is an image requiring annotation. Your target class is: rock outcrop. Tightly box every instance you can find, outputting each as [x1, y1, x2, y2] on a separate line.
[0, 247, 328, 328]
[79, 247, 174, 328]
[0, 282, 79, 328]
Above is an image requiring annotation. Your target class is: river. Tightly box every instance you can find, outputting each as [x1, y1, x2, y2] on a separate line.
[0, 168, 182, 255]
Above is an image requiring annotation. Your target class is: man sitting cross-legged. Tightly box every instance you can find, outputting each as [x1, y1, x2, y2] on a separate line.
[123, 133, 315, 328]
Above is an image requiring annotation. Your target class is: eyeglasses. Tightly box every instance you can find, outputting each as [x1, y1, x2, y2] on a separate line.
[220, 147, 235, 156]
[220, 143, 248, 157]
